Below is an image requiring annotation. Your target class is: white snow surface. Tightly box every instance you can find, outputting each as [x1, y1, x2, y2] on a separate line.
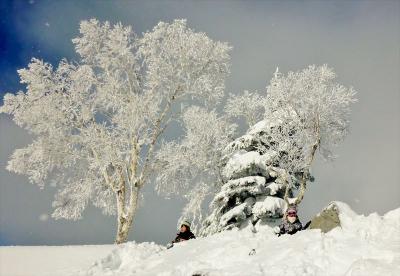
[214, 176, 266, 202]
[266, 182, 284, 196]
[222, 150, 271, 179]
[0, 244, 117, 276]
[1, 202, 399, 276]
[252, 196, 286, 218]
[248, 120, 272, 134]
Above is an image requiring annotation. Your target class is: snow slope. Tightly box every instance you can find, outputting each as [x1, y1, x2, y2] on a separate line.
[84, 202, 400, 276]
[1, 202, 399, 276]
[0, 244, 117, 276]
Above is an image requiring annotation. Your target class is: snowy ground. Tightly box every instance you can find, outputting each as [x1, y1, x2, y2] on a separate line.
[0, 244, 117, 276]
[1, 202, 399, 276]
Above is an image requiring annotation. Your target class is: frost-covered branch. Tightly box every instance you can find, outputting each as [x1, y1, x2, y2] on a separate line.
[264, 65, 357, 205]
[225, 90, 265, 126]
[0, 18, 232, 243]
[155, 106, 236, 231]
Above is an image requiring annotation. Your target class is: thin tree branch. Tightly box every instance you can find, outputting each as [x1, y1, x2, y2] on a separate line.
[138, 87, 180, 186]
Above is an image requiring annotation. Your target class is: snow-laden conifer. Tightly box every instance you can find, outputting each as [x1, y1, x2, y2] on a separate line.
[201, 120, 291, 235]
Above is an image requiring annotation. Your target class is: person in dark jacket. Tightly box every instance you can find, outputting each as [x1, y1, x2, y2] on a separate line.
[173, 220, 195, 243]
[276, 206, 303, 236]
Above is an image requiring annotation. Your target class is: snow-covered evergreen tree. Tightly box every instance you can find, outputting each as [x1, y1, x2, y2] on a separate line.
[201, 119, 295, 235]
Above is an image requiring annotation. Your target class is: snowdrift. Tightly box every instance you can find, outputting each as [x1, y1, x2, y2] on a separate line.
[0, 244, 116, 276]
[83, 202, 400, 276]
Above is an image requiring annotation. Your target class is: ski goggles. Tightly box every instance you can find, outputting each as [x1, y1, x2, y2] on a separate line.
[287, 212, 297, 217]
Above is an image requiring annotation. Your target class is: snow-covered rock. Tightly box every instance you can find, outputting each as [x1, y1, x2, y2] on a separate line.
[309, 201, 342, 233]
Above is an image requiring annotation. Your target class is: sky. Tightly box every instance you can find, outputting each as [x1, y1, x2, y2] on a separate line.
[0, 0, 399, 246]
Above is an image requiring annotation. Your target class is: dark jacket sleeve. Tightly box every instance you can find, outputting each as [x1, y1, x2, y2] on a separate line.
[278, 223, 286, 235]
[173, 233, 181, 243]
[288, 221, 302, 234]
[295, 221, 303, 231]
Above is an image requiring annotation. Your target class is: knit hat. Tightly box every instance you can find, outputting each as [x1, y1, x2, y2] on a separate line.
[180, 220, 191, 228]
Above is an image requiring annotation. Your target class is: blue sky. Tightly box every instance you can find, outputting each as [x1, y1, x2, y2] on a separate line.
[0, 0, 399, 246]
[1, 0, 30, 97]
[1, 0, 72, 101]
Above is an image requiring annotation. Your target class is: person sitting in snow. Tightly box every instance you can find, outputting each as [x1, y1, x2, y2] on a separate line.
[172, 220, 196, 243]
[275, 206, 303, 236]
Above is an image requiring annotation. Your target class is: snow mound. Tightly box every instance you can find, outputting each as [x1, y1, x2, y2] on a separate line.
[80, 202, 400, 276]
[334, 201, 400, 244]
[84, 242, 164, 276]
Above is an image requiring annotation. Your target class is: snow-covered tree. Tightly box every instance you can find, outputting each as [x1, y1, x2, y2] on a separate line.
[265, 65, 357, 206]
[155, 106, 236, 232]
[200, 119, 292, 235]
[225, 90, 265, 127]
[0, 19, 231, 243]
[201, 65, 356, 235]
